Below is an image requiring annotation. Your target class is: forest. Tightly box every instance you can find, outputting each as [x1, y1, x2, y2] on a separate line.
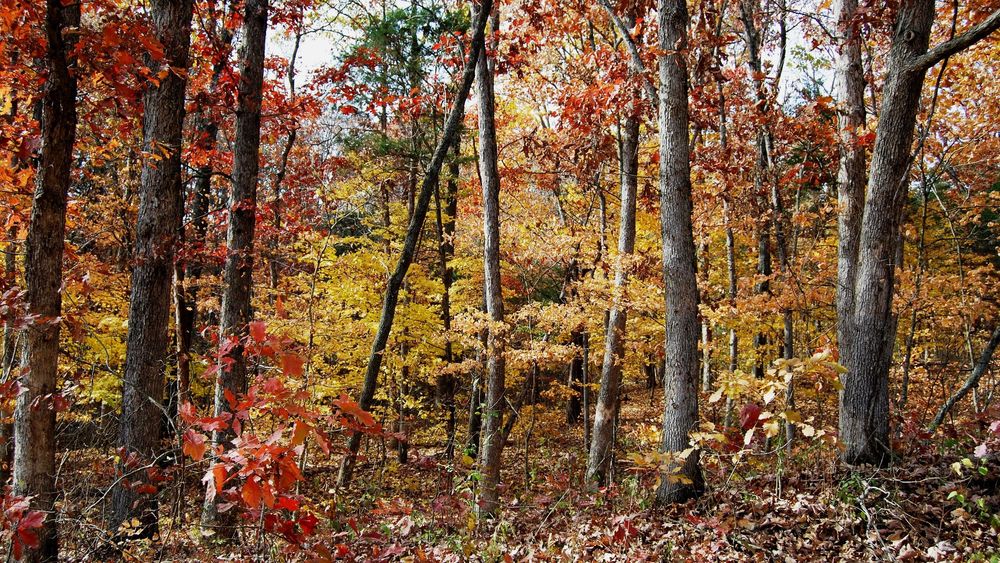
[0, 0, 999, 560]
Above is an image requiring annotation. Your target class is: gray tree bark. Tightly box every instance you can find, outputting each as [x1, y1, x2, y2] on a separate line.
[201, 0, 267, 532]
[474, 2, 506, 520]
[336, 0, 493, 486]
[111, 0, 193, 539]
[587, 100, 639, 486]
[839, 1, 1000, 465]
[654, 0, 704, 504]
[833, 0, 867, 386]
[13, 1, 79, 559]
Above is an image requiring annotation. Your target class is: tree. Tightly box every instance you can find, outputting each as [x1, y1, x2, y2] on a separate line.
[838, 2, 1000, 466]
[336, 0, 494, 487]
[473, 0, 506, 519]
[587, 6, 642, 486]
[655, 0, 704, 504]
[202, 0, 268, 532]
[13, 0, 80, 558]
[111, 0, 194, 538]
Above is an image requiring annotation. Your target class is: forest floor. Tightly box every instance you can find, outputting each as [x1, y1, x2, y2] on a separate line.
[57, 387, 1000, 562]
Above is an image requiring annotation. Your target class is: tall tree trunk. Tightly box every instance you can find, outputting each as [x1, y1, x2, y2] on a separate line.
[474, 3, 506, 520]
[434, 137, 460, 458]
[654, 0, 703, 504]
[1, 230, 17, 487]
[177, 0, 236, 412]
[587, 98, 639, 486]
[833, 0, 867, 428]
[839, 1, 1000, 465]
[111, 0, 193, 539]
[202, 0, 267, 531]
[13, 1, 79, 558]
[336, 0, 492, 486]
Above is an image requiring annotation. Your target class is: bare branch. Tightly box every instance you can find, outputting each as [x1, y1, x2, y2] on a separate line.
[596, 0, 660, 105]
[908, 8, 1000, 74]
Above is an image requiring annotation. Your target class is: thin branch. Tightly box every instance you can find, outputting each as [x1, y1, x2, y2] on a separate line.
[596, 0, 660, 105]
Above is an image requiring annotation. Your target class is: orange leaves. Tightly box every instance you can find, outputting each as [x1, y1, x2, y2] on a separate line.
[182, 429, 208, 461]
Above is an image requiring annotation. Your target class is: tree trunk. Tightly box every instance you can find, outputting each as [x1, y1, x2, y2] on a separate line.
[474, 3, 506, 520]
[840, 0, 932, 467]
[587, 98, 639, 486]
[565, 329, 584, 424]
[202, 0, 267, 532]
[111, 0, 192, 539]
[336, 0, 492, 486]
[833, 0, 867, 391]
[13, 1, 79, 558]
[654, 0, 703, 504]
[434, 137, 460, 458]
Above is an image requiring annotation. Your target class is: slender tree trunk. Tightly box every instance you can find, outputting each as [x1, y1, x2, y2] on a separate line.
[202, 0, 267, 531]
[434, 137, 461, 458]
[336, 1, 492, 486]
[474, 3, 506, 520]
[930, 326, 1000, 430]
[655, 0, 703, 504]
[13, 2, 79, 558]
[1, 230, 17, 487]
[587, 98, 639, 486]
[565, 329, 584, 424]
[177, 0, 235, 410]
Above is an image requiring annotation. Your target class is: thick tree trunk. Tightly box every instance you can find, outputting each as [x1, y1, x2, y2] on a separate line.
[474, 4, 506, 520]
[838, 1, 1000, 465]
[833, 0, 867, 386]
[202, 0, 267, 532]
[654, 0, 704, 504]
[111, 0, 193, 539]
[13, 1, 79, 558]
[840, 0, 933, 467]
[587, 103, 639, 486]
[336, 0, 492, 486]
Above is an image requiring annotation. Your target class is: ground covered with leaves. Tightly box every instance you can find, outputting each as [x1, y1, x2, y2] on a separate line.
[50, 389, 999, 562]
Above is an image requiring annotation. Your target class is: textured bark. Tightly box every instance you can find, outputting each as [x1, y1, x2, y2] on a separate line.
[654, 0, 704, 504]
[833, 0, 867, 397]
[202, 0, 267, 531]
[474, 3, 506, 520]
[839, 5, 1000, 465]
[13, 2, 79, 558]
[840, 0, 933, 466]
[336, 0, 492, 486]
[587, 103, 639, 486]
[111, 0, 193, 539]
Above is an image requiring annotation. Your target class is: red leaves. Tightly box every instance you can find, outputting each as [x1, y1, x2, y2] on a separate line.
[740, 403, 762, 431]
[3, 496, 46, 560]
[281, 353, 305, 377]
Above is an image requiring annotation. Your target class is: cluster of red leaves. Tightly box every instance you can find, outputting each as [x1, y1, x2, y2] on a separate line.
[2, 496, 46, 560]
[180, 319, 382, 551]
